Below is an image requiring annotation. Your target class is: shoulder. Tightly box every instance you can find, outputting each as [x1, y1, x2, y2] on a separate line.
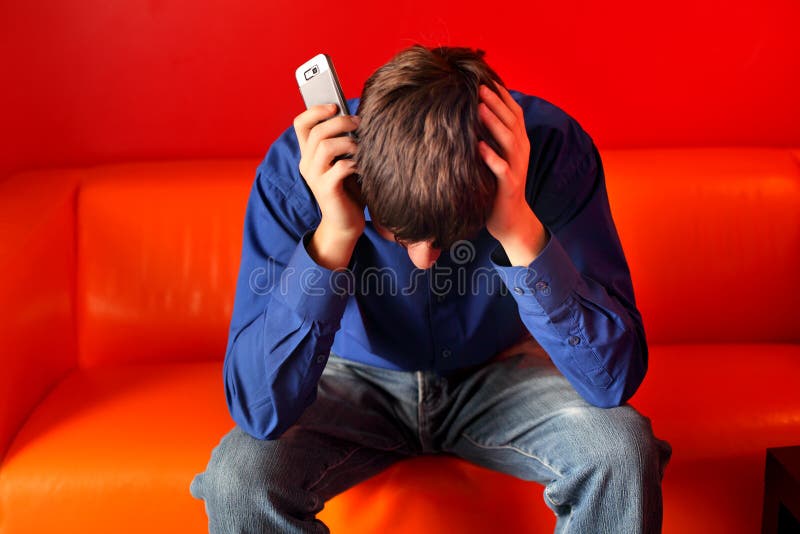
[510, 89, 595, 169]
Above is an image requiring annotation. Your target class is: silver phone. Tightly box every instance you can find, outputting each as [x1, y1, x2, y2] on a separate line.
[294, 53, 363, 197]
[295, 53, 352, 125]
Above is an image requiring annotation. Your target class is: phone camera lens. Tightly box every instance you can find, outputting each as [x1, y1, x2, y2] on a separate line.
[304, 65, 320, 81]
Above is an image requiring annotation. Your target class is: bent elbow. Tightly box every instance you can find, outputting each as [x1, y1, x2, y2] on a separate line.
[585, 338, 648, 409]
[227, 394, 285, 441]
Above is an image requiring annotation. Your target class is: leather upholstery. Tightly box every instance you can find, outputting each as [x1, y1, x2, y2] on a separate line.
[1, 151, 799, 533]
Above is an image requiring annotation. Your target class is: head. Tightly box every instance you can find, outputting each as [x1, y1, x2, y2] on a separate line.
[354, 44, 506, 270]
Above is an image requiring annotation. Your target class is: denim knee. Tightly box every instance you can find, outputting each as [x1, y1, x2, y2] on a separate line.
[578, 406, 671, 483]
[192, 427, 269, 502]
[539, 405, 670, 533]
[191, 426, 308, 523]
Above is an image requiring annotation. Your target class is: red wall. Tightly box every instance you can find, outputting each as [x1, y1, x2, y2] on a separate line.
[1, 0, 798, 180]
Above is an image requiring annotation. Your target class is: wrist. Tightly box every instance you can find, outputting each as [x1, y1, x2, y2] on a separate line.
[308, 220, 360, 271]
[497, 212, 548, 267]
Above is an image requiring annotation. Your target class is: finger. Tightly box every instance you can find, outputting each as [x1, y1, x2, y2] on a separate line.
[306, 115, 360, 158]
[490, 82, 523, 118]
[309, 136, 358, 177]
[478, 101, 514, 152]
[478, 140, 510, 181]
[479, 84, 516, 130]
[294, 104, 339, 148]
[321, 158, 358, 190]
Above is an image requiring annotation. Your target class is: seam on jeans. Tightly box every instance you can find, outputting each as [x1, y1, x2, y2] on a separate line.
[307, 445, 365, 492]
[546, 491, 574, 529]
[543, 487, 558, 508]
[460, 432, 565, 478]
[543, 487, 567, 510]
[416, 371, 424, 450]
[305, 441, 406, 493]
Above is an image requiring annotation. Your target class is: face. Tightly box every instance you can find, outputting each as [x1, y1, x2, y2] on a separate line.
[372, 221, 441, 270]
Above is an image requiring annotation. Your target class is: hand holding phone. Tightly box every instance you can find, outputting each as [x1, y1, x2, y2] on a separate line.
[294, 54, 365, 247]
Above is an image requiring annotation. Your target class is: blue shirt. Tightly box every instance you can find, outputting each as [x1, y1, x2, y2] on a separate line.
[224, 90, 648, 440]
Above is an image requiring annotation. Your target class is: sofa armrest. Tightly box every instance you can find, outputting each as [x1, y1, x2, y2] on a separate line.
[0, 169, 81, 461]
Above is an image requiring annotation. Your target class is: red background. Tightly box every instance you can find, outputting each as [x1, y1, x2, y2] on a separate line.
[1, 0, 798, 180]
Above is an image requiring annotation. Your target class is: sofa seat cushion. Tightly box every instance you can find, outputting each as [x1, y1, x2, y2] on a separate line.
[630, 343, 800, 534]
[0, 362, 553, 533]
[0, 363, 230, 532]
[2, 343, 799, 533]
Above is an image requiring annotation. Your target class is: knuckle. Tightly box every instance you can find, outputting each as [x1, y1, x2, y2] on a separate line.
[336, 157, 355, 168]
[317, 139, 333, 159]
[298, 162, 311, 180]
[334, 116, 351, 131]
[307, 128, 321, 148]
[334, 159, 355, 176]
[331, 158, 346, 171]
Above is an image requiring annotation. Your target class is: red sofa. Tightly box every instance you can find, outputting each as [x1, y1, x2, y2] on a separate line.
[1, 148, 799, 533]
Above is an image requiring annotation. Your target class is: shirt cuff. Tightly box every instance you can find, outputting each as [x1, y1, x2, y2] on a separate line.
[490, 228, 580, 315]
[274, 228, 356, 323]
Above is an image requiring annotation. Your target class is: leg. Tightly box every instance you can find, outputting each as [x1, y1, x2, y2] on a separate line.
[439, 336, 673, 534]
[190, 353, 417, 533]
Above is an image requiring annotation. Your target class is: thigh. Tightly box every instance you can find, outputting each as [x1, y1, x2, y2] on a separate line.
[440, 336, 672, 486]
[193, 353, 417, 505]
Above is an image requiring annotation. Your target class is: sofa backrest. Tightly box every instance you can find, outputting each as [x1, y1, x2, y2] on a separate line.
[76, 160, 258, 366]
[603, 148, 800, 345]
[74, 149, 800, 366]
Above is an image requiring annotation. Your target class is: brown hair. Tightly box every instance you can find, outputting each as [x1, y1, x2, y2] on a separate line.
[354, 44, 506, 250]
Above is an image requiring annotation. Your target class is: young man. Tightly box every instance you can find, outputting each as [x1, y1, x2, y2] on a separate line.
[191, 45, 673, 533]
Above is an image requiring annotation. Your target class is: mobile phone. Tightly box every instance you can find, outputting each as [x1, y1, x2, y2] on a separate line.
[295, 53, 363, 202]
[295, 53, 351, 121]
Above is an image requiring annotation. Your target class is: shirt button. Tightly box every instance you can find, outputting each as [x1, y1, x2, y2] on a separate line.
[535, 280, 551, 296]
[513, 287, 524, 295]
[442, 349, 452, 358]
[568, 335, 581, 346]
[315, 353, 326, 364]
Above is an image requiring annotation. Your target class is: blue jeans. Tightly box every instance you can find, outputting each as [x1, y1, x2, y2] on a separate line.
[190, 334, 672, 533]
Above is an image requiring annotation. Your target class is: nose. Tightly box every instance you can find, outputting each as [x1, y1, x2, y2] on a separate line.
[408, 243, 441, 269]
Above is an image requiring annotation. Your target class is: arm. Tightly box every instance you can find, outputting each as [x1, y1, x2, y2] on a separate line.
[479, 83, 647, 407]
[224, 104, 363, 439]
